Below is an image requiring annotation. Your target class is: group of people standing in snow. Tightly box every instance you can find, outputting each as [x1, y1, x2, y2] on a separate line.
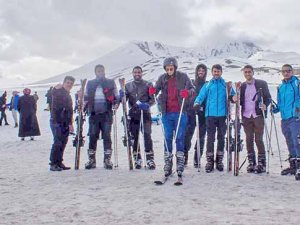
[46, 59, 300, 181]
[0, 89, 40, 140]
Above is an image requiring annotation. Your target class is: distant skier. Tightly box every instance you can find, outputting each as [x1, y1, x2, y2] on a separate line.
[240, 65, 271, 173]
[194, 64, 236, 173]
[0, 91, 9, 126]
[150, 57, 194, 179]
[272, 64, 300, 180]
[84, 64, 119, 170]
[18, 88, 40, 141]
[49, 76, 75, 171]
[184, 64, 208, 167]
[9, 91, 20, 128]
[33, 91, 39, 103]
[121, 66, 156, 169]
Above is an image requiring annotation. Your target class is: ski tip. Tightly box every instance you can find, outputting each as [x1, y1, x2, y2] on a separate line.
[154, 181, 164, 185]
[174, 181, 183, 186]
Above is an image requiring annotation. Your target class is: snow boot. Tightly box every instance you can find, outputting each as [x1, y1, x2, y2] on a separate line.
[163, 152, 173, 177]
[255, 154, 266, 174]
[295, 159, 300, 181]
[247, 154, 256, 173]
[205, 153, 214, 173]
[146, 152, 156, 170]
[103, 149, 113, 170]
[14, 123, 18, 128]
[281, 158, 296, 175]
[58, 162, 71, 170]
[215, 152, 224, 172]
[176, 151, 185, 177]
[50, 164, 63, 172]
[85, 149, 96, 169]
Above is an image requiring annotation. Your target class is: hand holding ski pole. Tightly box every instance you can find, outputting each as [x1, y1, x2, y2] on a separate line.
[180, 89, 189, 99]
[149, 86, 156, 96]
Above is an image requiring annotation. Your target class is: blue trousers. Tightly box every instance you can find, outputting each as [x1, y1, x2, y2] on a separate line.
[281, 117, 300, 158]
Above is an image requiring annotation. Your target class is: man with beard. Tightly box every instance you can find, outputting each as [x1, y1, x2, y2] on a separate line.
[121, 66, 156, 169]
[84, 64, 119, 170]
[184, 64, 208, 168]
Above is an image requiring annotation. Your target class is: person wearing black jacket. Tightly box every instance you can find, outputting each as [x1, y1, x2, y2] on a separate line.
[0, 91, 9, 126]
[184, 64, 208, 167]
[240, 65, 271, 173]
[49, 76, 75, 171]
[123, 66, 156, 169]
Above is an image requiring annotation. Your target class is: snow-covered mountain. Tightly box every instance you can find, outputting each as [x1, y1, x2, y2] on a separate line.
[2, 40, 300, 90]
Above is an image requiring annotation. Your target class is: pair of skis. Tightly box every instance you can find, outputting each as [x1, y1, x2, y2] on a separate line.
[226, 81, 243, 176]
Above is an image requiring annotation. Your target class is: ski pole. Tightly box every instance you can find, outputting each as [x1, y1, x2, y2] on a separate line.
[140, 110, 147, 169]
[271, 109, 283, 169]
[196, 113, 201, 172]
[174, 98, 185, 140]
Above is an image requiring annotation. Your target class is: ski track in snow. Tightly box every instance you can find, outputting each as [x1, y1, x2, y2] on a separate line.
[0, 89, 300, 225]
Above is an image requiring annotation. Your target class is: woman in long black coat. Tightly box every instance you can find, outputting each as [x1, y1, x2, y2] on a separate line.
[18, 88, 41, 140]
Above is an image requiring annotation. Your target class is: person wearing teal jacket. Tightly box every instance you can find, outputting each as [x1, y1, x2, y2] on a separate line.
[194, 64, 235, 173]
[272, 64, 300, 180]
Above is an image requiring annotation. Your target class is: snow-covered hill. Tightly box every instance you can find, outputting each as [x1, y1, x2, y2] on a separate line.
[36, 40, 300, 86]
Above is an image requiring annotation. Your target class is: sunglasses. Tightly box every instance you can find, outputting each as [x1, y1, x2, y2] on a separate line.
[282, 69, 292, 73]
[166, 68, 174, 72]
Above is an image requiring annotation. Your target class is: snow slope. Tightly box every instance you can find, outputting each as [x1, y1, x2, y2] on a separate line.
[0, 87, 300, 225]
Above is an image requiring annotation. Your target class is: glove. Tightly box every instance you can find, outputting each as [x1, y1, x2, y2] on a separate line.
[119, 89, 125, 99]
[136, 100, 150, 110]
[149, 87, 156, 95]
[180, 89, 189, 99]
[193, 104, 200, 111]
[106, 95, 114, 103]
[271, 104, 279, 114]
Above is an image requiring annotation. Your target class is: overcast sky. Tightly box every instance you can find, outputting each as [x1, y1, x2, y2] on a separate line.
[1, 0, 300, 81]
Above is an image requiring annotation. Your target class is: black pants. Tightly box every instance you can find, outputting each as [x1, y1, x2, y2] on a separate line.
[206, 116, 227, 158]
[88, 112, 112, 151]
[0, 110, 8, 125]
[49, 121, 69, 165]
[129, 111, 153, 159]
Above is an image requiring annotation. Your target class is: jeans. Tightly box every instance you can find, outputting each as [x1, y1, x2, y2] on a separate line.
[281, 117, 300, 158]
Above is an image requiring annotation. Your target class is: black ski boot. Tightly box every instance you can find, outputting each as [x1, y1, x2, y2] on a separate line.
[85, 149, 96, 169]
[281, 158, 296, 175]
[215, 152, 224, 172]
[184, 151, 189, 167]
[255, 154, 266, 174]
[205, 154, 214, 173]
[295, 159, 300, 181]
[163, 152, 173, 177]
[146, 152, 156, 170]
[104, 149, 113, 170]
[246, 154, 256, 173]
[176, 151, 185, 177]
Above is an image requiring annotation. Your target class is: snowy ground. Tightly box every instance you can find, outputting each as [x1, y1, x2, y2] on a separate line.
[1, 88, 300, 225]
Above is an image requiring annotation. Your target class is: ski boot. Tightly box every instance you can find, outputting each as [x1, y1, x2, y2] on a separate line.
[255, 154, 266, 174]
[85, 149, 96, 169]
[215, 152, 224, 172]
[176, 151, 185, 177]
[281, 158, 296, 175]
[205, 154, 214, 173]
[133, 152, 142, 169]
[146, 151, 156, 170]
[50, 164, 63, 172]
[163, 152, 173, 177]
[246, 154, 256, 173]
[295, 159, 300, 181]
[103, 149, 113, 170]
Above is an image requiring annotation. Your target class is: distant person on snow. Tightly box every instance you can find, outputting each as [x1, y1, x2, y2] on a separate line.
[272, 64, 300, 180]
[9, 91, 20, 128]
[0, 91, 9, 126]
[49, 76, 75, 171]
[84, 64, 120, 170]
[33, 91, 39, 103]
[18, 88, 41, 141]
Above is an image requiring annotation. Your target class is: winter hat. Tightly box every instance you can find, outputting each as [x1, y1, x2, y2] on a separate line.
[23, 88, 31, 95]
[163, 57, 178, 70]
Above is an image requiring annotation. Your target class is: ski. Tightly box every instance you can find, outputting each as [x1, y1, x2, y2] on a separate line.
[119, 78, 134, 170]
[154, 172, 175, 185]
[226, 81, 234, 172]
[233, 82, 243, 176]
[174, 176, 183, 186]
[74, 79, 87, 170]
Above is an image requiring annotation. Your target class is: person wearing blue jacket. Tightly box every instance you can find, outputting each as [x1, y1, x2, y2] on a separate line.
[272, 64, 300, 180]
[9, 91, 20, 128]
[194, 64, 235, 173]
